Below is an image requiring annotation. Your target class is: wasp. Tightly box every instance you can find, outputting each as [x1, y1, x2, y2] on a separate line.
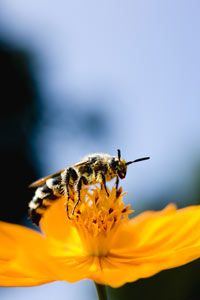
[29, 149, 150, 225]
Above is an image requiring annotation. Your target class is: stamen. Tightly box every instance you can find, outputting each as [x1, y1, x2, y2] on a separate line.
[66, 186, 133, 237]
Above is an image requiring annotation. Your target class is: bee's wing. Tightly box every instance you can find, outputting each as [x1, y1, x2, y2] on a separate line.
[29, 169, 64, 188]
[73, 159, 89, 168]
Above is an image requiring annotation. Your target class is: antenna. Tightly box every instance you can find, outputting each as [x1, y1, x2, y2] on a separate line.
[126, 157, 150, 166]
[117, 149, 121, 161]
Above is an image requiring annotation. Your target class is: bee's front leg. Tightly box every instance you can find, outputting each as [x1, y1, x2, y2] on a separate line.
[100, 172, 109, 196]
[115, 176, 119, 190]
[115, 176, 122, 198]
[72, 175, 88, 215]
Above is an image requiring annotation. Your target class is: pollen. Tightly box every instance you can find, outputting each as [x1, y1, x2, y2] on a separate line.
[65, 186, 133, 257]
[67, 187, 133, 237]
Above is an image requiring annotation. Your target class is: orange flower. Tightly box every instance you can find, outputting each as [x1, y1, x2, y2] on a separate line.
[0, 187, 200, 288]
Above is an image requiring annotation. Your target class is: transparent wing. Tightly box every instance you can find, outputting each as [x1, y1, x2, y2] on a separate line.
[29, 169, 64, 188]
[73, 159, 89, 167]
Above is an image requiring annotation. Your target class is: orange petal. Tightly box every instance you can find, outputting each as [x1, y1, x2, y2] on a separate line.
[90, 204, 200, 287]
[0, 221, 55, 286]
[34, 197, 94, 282]
[44, 253, 95, 283]
[40, 196, 69, 239]
[40, 197, 87, 256]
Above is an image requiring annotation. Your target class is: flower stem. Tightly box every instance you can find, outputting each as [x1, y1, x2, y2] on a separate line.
[94, 282, 108, 300]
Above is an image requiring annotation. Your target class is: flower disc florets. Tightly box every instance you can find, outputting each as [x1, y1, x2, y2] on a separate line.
[67, 187, 133, 237]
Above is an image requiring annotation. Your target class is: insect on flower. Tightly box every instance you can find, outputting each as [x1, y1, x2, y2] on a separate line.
[28, 149, 150, 225]
[1, 186, 200, 289]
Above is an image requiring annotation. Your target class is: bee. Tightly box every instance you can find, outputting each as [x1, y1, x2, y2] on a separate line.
[29, 149, 150, 225]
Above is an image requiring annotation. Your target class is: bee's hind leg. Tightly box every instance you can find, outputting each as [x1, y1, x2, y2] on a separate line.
[72, 176, 88, 215]
[66, 199, 71, 219]
[64, 167, 78, 218]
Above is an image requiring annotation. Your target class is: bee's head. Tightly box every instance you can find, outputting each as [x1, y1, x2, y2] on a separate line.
[110, 149, 127, 179]
[111, 149, 150, 179]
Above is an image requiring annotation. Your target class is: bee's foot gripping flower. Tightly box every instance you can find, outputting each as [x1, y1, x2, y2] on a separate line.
[1, 187, 200, 288]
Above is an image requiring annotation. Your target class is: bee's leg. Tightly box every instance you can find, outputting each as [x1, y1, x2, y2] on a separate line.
[100, 173, 109, 196]
[64, 167, 78, 198]
[66, 197, 71, 219]
[64, 167, 78, 218]
[115, 176, 119, 190]
[115, 176, 122, 197]
[72, 175, 88, 215]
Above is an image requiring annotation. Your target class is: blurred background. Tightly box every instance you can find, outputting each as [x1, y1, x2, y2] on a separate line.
[0, 1, 200, 299]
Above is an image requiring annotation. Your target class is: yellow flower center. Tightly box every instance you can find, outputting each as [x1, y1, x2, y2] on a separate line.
[67, 186, 133, 256]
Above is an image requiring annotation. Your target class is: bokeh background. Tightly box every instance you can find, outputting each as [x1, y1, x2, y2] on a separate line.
[0, 1, 200, 299]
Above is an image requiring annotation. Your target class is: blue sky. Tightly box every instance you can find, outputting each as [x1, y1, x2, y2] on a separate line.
[0, 1, 200, 299]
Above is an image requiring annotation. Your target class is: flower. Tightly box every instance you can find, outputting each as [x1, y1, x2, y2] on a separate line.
[0, 187, 200, 288]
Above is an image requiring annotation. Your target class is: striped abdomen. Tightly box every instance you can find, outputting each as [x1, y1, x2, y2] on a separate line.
[29, 175, 64, 225]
